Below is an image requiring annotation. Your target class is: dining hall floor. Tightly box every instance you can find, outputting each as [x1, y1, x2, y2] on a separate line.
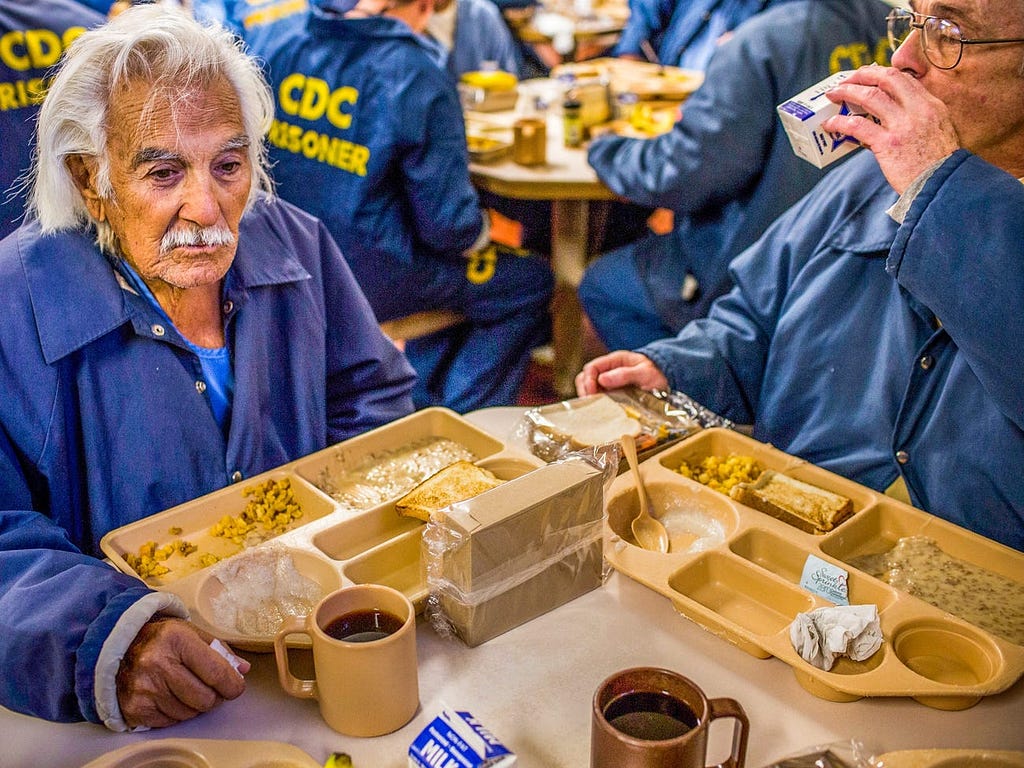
[516, 315, 607, 407]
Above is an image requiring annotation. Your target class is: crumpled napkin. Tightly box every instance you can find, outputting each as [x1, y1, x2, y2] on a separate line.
[789, 604, 883, 671]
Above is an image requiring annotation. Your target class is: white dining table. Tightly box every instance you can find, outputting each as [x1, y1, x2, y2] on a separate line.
[3, 408, 1022, 768]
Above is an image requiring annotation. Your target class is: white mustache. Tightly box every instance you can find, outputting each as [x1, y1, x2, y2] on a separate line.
[161, 225, 235, 253]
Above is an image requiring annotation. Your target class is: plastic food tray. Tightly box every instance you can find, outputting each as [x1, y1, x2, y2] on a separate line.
[100, 407, 543, 652]
[604, 428, 1024, 710]
[874, 750, 1024, 768]
[81, 739, 321, 768]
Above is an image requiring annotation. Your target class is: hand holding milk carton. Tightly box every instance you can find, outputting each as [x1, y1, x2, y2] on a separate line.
[777, 70, 880, 168]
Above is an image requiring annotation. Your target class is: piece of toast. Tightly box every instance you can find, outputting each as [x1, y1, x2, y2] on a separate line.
[729, 470, 853, 533]
[395, 460, 505, 522]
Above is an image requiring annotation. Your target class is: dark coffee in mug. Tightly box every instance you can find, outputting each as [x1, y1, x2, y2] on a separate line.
[603, 690, 699, 741]
[324, 608, 404, 643]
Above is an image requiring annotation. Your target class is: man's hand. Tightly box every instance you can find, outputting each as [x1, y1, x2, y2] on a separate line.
[575, 350, 668, 396]
[823, 65, 960, 194]
[116, 617, 249, 729]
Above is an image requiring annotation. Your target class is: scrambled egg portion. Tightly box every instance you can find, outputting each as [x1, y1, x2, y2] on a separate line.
[673, 454, 761, 493]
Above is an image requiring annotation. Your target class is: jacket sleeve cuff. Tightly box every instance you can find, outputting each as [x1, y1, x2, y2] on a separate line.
[93, 591, 189, 732]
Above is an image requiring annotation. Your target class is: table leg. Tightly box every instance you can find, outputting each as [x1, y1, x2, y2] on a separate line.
[550, 199, 589, 399]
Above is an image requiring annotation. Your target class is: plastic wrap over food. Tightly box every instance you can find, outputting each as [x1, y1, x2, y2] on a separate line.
[761, 740, 876, 768]
[422, 454, 612, 646]
[520, 387, 732, 463]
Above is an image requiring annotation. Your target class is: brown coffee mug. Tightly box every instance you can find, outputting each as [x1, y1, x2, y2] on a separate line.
[274, 584, 418, 737]
[591, 667, 748, 768]
[513, 116, 547, 166]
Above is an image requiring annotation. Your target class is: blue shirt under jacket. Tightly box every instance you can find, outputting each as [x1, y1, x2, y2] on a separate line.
[0, 197, 416, 722]
[642, 150, 1024, 552]
[257, 13, 484, 312]
[0, 0, 105, 239]
[587, 0, 890, 335]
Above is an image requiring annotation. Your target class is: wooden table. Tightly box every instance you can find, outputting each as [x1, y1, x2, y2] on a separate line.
[468, 101, 615, 398]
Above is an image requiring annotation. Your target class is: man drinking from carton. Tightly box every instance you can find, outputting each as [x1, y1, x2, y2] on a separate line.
[576, 0, 1024, 552]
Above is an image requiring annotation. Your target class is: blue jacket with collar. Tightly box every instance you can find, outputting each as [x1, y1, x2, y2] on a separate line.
[257, 13, 484, 314]
[588, 0, 890, 334]
[0, 0, 105, 239]
[0, 197, 416, 722]
[641, 150, 1024, 551]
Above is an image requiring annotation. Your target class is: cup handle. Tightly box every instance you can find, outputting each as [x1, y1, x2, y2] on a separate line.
[274, 615, 317, 700]
[706, 697, 749, 768]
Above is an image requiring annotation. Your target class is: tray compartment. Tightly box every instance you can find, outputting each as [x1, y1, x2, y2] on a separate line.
[667, 551, 816, 647]
[342, 528, 426, 605]
[729, 529, 898, 610]
[606, 478, 738, 554]
[100, 472, 337, 587]
[192, 547, 342, 644]
[819, 499, 933, 562]
[890, 618, 1003, 710]
[293, 407, 505, 510]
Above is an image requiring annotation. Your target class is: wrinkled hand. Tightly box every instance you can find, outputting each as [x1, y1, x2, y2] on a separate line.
[116, 617, 249, 729]
[575, 350, 668, 396]
[823, 65, 960, 194]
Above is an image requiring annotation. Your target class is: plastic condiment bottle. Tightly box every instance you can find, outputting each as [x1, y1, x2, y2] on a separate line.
[563, 95, 584, 148]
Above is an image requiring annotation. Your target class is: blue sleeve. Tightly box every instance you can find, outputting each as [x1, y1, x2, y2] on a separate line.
[638, 156, 871, 423]
[314, 219, 417, 441]
[0, 468, 152, 723]
[887, 150, 1024, 431]
[396, 67, 484, 260]
[454, 0, 522, 77]
[588, 31, 777, 211]
[613, 0, 670, 57]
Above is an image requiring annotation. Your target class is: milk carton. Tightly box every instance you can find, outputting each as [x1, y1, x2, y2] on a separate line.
[409, 708, 516, 768]
[777, 70, 878, 168]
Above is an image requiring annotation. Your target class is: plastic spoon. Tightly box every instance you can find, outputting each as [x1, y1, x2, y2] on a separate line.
[621, 434, 669, 553]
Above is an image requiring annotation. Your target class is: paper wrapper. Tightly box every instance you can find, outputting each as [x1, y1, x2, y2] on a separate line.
[521, 386, 729, 464]
[422, 456, 611, 646]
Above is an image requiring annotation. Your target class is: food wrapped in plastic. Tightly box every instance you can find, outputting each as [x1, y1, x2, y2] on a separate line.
[520, 387, 732, 463]
[422, 454, 615, 646]
[761, 740, 876, 768]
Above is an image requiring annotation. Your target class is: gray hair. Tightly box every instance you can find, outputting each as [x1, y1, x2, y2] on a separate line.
[28, 4, 274, 240]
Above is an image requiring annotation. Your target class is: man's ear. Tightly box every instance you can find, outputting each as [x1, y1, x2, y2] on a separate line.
[66, 154, 106, 222]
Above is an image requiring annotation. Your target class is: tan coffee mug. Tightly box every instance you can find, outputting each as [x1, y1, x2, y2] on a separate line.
[591, 667, 748, 768]
[513, 116, 547, 166]
[274, 584, 419, 737]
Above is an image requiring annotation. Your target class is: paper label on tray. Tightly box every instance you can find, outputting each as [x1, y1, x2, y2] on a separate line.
[800, 554, 849, 605]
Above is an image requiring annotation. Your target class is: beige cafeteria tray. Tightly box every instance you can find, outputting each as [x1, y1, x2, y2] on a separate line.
[874, 750, 1024, 768]
[604, 428, 1024, 710]
[81, 738, 321, 768]
[100, 407, 543, 652]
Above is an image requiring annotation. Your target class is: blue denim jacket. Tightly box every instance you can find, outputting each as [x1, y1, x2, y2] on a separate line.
[588, 0, 891, 333]
[0, 197, 416, 722]
[642, 150, 1024, 551]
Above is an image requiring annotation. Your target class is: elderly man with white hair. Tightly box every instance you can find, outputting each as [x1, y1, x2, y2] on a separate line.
[0, 5, 415, 728]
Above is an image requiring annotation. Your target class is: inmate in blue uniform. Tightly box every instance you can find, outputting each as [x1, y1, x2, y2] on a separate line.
[643, 150, 1024, 552]
[255, 5, 553, 411]
[0, 197, 417, 723]
[0, 0, 105, 239]
[582, 0, 891, 350]
[429, 0, 521, 79]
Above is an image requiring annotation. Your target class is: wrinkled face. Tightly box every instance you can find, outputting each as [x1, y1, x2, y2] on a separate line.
[893, 0, 1024, 163]
[95, 76, 252, 290]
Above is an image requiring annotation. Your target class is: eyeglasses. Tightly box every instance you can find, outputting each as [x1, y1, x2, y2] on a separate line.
[887, 7, 1024, 69]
